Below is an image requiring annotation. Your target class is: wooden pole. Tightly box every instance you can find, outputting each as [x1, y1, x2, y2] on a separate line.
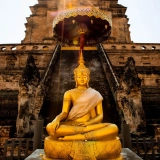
[121, 121, 132, 149]
[33, 119, 43, 151]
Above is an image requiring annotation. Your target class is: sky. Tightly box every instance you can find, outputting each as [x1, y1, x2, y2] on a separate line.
[0, 0, 160, 44]
[119, 0, 160, 43]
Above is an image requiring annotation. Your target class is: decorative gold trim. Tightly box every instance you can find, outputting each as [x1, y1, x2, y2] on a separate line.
[53, 7, 112, 28]
[61, 46, 97, 50]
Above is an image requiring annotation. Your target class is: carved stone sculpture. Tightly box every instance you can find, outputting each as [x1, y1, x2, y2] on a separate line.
[117, 57, 146, 133]
[16, 54, 44, 137]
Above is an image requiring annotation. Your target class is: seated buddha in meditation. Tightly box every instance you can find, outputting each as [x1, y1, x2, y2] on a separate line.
[46, 50, 118, 141]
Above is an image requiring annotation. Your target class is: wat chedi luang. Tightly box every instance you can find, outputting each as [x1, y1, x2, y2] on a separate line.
[1, 0, 157, 159]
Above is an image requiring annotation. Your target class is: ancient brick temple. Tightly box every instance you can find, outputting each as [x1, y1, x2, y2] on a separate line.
[0, 0, 160, 138]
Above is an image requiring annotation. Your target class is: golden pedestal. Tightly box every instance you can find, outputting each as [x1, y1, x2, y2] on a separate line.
[43, 136, 124, 160]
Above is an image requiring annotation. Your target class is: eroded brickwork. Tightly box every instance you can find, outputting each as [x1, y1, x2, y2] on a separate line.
[22, 0, 131, 43]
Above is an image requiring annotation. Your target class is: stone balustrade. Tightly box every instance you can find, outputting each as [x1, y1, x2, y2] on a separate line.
[0, 44, 56, 52]
[103, 43, 160, 51]
[0, 43, 160, 52]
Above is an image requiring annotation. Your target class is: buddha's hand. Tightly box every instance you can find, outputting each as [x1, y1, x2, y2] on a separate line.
[50, 119, 60, 135]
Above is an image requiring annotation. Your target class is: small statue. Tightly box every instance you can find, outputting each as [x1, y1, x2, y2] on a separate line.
[43, 50, 123, 160]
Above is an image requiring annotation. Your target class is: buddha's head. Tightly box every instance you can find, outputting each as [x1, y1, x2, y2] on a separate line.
[74, 50, 90, 88]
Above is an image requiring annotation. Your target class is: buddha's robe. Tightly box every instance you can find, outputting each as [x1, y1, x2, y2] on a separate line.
[66, 87, 103, 120]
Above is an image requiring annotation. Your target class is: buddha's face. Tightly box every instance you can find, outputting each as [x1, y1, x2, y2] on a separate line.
[76, 72, 89, 86]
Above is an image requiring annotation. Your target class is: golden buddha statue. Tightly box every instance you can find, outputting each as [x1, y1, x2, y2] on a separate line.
[43, 50, 123, 160]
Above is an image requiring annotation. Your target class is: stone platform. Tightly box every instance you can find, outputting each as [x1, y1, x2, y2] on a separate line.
[43, 136, 123, 159]
[25, 148, 142, 160]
